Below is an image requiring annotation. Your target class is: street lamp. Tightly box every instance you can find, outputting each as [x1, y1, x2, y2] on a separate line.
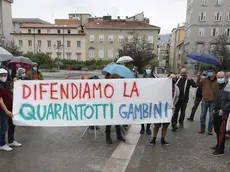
[53, 43, 63, 69]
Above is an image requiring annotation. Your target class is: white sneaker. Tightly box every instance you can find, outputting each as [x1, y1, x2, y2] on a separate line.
[8, 141, 22, 147]
[0, 144, 13, 151]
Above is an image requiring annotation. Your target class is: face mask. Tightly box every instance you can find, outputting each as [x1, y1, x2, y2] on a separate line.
[21, 73, 26, 77]
[208, 72, 214, 77]
[201, 75, 207, 79]
[146, 69, 151, 75]
[0, 77, 7, 82]
[217, 78, 225, 84]
[33, 67, 38, 71]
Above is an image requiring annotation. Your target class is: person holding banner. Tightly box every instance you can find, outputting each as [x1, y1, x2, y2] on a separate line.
[27, 62, 43, 80]
[140, 64, 157, 135]
[0, 68, 22, 151]
[105, 74, 125, 144]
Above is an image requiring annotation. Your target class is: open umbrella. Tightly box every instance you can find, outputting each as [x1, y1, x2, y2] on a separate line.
[187, 52, 221, 66]
[8, 56, 32, 65]
[0, 46, 14, 61]
[102, 63, 134, 78]
[116, 56, 133, 64]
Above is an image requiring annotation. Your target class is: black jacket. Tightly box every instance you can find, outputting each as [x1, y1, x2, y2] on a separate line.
[213, 82, 230, 115]
[176, 77, 197, 102]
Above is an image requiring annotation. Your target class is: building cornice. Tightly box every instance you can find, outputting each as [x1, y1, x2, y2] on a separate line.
[85, 27, 160, 31]
[11, 33, 85, 36]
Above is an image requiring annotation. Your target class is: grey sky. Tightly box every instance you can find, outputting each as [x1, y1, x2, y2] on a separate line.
[12, 0, 186, 34]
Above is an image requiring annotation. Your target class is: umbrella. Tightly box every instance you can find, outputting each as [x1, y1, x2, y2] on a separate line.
[102, 62, 116, 75]
[8, 56, 33, 65]
[102, 63, 134, 78]
[0, 46, 14, 61]
[218, 115, 228, 146]
[116, 56, 133, 64]
[187, 52, 221, 66]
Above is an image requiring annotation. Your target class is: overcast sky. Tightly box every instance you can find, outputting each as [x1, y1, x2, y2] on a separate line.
[12, 0, 186, 34]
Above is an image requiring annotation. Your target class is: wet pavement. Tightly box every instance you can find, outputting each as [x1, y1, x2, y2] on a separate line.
[1, 73, 230, 172]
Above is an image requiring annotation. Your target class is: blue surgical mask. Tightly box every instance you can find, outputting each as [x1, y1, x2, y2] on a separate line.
[33, 67, 38, 71]
[201, 75, 207, 79]
[146, 69, 151, 75]
[217, 78, 225, 84]
[208, 72, 214, 77]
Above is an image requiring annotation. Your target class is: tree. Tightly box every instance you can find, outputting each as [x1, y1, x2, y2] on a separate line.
[23, 52, 53, 65]
[212, 34, 230, 70]
[3, 41, 22, 56]
[118, 32, 157, 71]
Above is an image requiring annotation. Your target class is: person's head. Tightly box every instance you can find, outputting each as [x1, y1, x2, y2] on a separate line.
[180, 68, 187, 78]
[201, 70, 208, 79]
[207, 67, 216, 78]
[145, 64, 152, 76]
[81, 76, 84, 79]
[216, 71, 226, 84]
[105, 73, 111, 79]
[89, 75, 99, 79]
[0, 68, 8, 83]
[226, 72, 230, 80]
[17, 67, 26, 78]
[32, 62, 38, 71]
[109, 74, 120, 79]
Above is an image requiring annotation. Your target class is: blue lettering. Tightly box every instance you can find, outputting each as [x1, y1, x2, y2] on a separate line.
[154, 102, 162, 118]
[127, 104, 134, 120]
[142, 103, 149, 118]
[119, 104, 127, 119]
[69, 105, 78, 120]
[84, 105, 94, 119]
[134, 104, 142, 120]
[109, 103, 114, 119]
[54, 104, 62, 119]
[37, 104, 46, 121]
[78, 104, 86, 120]
[19, 103, 36, 120]
[62, 103, 69, 120]
[164, 102, 168, 117]
[102, 104, 109, 119]
[46, 104, 55, 120]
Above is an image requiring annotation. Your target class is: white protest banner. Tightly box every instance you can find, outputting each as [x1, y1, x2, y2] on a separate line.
[13, 78, 172, 126]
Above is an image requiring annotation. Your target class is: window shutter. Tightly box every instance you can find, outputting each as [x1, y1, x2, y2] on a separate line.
[211, 28, 214, 36]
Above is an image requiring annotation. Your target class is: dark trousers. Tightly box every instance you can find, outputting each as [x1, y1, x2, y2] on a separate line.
[141, 124, 151, 129]
[214, 114, 226, 153]
[105, 125, 122, 138]
[0, 113, 15, 146]
[189, 97, 201, 120]
[172, 100, 187, 125]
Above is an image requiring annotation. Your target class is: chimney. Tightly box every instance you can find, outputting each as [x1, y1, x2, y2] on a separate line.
[118, 16, 120, 20]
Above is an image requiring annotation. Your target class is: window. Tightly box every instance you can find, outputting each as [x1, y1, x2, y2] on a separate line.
[198, 28, 205, 37]
[108, 35, 114, 43]
[38, 40, 42, 47]
[99, 48, 104, 58]
[199, 12, 206, 21]
[47, 29, 50, 33]
[57, 41, 61, 47]
[68, 30, 71, 34]
[76, 53, 81, 61]
[28, 29, 31, 33]
[66, 53, 71, 60]
[108, 49, 114, 58]
[226, 12, 230, 21]
[19, 40, 23, 47]
[118, 35, 124, 43]
[67, 41, 71, 48]
[216, 0, 221, 5]
[201, 0, 207, 5]
[57, 30, 61, 34]
[211, 28, 219, 36]
[148, 36, 154, 43]
[38, 29, 41, 34]
[197, 44, 204, 53]
[28, 40, 32, 47]
[99, 35, 104, 43]
[89, 48, 95, 57]
[77, 41, 81, 48]
[225, 28, 230, 36]
[90, 35, 94, 42]
[214, 12, 222, 21]
[47, 40, 51, 47]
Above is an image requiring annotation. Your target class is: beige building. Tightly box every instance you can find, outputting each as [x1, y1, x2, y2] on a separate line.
[169, 25, 185, 73]
[84, 16, 160, 59]
[12, 24, 86, 61]
[68, 13, 91, 25]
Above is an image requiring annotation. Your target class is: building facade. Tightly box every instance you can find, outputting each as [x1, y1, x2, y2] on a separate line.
[12, 18, 50, 33]
[68, 13, 91, 25]
[158, 43, 168, 68]
[0, 0, 13, 44]
[84, 17, 160, 60]
[12, 24, 86, 61]
[184, 0, 230, 71]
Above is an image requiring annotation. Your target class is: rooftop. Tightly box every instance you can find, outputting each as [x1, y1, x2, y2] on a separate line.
[85, 20, 160, 30]
[20, 24, 80, 28]
[12, 18, 50, 24]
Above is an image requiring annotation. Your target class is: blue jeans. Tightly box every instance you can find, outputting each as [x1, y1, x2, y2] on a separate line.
[200, 100, 214, 132]
[0, 112, 15, 146]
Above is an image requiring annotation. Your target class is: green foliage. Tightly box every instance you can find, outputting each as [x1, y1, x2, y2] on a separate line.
[118, 32, 157, 71]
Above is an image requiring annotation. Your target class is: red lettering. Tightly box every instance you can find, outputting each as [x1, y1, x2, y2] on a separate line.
[34, 84, 37, 100]
[50, 82, 58, 100]
[104, 84, 114, 98]
[82, 82, 91, 99]
[130, 81, 139, 97]
[60, 83, 69, 99]
[71, 83, 78, 99]
[123, 82, 130, 97]
[79, 83, 82, 99]
[92, 83, 102, 98]
[22, 84, 31, 99]
[39, 83, 49, 100]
